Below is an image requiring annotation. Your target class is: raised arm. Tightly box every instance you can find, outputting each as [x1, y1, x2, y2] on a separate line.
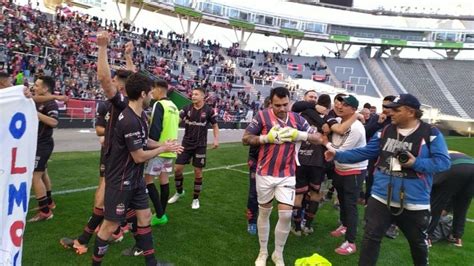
[124, 41, 136, 72]
[96, 31, 116, 99]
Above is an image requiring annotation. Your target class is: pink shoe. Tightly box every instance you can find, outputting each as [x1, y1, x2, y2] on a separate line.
[330, 225, 347, 237]
[335, 241, 357, 255]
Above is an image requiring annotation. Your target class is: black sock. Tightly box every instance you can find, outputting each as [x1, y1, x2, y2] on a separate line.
[147, 183, 163, 218]
[37, 196, 50, 214]
[92, 236, 109, 266]
[113, 225, 121, 235]
[46, 190, 53, 205]
[292, 206, 302, 231]
[136, 225, 157, 265]
[304, 200, 319, 228]
[193, 177, 202, 199]
[175, 173, 184, 194]
[160, 183, 169, 213]
[78, 207, 104, 245]
[126, 209, 137, 234]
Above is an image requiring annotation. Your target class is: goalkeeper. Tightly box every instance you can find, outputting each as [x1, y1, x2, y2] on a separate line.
[242, 87, 323, 266]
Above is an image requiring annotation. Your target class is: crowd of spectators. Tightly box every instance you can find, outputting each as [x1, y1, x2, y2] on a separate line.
[1, 1, 321, 122]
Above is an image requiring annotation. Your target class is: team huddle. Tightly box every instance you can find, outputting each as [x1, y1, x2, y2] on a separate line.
[10, 29, 473, 266]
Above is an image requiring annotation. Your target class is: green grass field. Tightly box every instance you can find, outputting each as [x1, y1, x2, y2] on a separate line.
[23, 138, 474, 265]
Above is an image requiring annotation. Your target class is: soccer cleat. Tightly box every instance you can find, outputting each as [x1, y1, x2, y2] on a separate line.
[191, 199, 200, 209]
[447, 235, 463, 247]
[254, 252, 268, 266]
[271, 251, 285, 266]
[302, 226, 314, 236]
[109, 228, 124, 243]
[247, 223, 257, 235]
[60, 238, 88, 255]
[121, 224, 130, 234]
[168, 191, 185, 204]
[121, 245, 144, 256]
[335, 241, 357, 255]
[385, 224, 399, 239]
[291, 227, 302, 237]
[28, 211, 53, 222]
[330, 225, 347, 237]
[151, 214, 169, 226]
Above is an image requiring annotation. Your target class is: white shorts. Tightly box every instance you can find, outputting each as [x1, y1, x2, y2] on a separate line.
[256, 174, 295, 206]
[144, 157, 174, 176]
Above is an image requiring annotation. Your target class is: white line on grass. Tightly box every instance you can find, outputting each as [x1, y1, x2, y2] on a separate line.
[31, 163, 248, 198]
[224, 168, 249, 174]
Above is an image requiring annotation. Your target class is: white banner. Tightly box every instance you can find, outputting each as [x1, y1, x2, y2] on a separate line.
[0, 86, 38, 265]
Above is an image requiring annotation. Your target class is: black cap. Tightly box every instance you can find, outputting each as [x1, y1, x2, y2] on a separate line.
[383, 94, 421, 110]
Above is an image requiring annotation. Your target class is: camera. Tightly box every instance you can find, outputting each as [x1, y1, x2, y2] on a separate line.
[396, 151, 410, 164]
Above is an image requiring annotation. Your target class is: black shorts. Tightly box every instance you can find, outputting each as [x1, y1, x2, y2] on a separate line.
[295, 165, 325, 194]
[104, 186, 149, 222]
[99, 147, 106, 177]
[175, 146, 207, 168]
[35, 143, 54, 172]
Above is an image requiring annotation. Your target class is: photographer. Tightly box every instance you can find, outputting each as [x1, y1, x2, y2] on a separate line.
[325, 94, 450, 266]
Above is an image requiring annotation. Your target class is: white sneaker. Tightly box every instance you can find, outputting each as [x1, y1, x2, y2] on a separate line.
[191, 199, 200, 209]
[255, 252, 268, 266]
[168, 191, 185, 204]
[271, 251, 285, 266]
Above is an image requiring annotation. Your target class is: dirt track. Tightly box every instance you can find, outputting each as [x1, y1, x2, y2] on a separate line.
[53, 128, 245, 153]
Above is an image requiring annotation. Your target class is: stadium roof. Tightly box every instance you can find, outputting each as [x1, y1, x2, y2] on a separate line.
[213, 0, 474, 31]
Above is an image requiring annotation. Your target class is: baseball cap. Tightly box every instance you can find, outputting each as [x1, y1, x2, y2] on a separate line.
[383, 94, 421, 110]
[336, 94, 359, 109]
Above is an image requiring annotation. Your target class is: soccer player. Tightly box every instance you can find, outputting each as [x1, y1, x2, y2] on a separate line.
[246, 96, 271, 235]
[291, 94, 331, 236]
[242, 87, 322, 266]
[91, 72, 182, 266]
[28, 76, 59, 222]
[145, 79, 179, 226]
[168, 87, 219, 209]
[60, 32, 134, 253]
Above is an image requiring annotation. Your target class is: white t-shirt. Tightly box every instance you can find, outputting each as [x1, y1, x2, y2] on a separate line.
[329, 118, 368, 171]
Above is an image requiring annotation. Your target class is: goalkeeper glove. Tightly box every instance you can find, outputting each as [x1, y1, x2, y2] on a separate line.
[279, 127, 309, 142]
[259, 125, 291, 144]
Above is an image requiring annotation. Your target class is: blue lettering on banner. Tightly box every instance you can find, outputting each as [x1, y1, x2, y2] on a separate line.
[13, 251, 19, 266]
[9, 112, 26, 140]
[8, 182, 27, 215]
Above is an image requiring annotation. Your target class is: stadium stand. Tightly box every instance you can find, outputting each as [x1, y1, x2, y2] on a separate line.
[429, 60, 474, 119]
[383, 58, 463, 117]
[1, 1, 473, 122]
